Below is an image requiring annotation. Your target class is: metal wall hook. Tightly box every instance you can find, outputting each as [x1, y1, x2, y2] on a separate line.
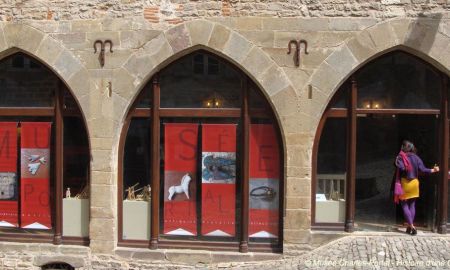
[287, 39, 308, 67]
[93, 40, 113, 68]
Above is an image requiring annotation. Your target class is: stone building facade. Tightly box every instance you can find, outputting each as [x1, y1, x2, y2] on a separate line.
[0, 0, 449, 269]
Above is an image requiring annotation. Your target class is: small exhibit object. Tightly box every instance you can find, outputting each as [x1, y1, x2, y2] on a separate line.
[316, 194, 327, 202]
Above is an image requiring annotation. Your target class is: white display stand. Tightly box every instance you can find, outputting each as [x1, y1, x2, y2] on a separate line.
[123, 200, 151, 240]
[63, 198, 89, 237]
[316, 200, 346, 223]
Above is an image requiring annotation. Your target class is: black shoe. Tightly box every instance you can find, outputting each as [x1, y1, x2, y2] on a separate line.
[406, 227, 411, 234]
[411, 227, 417, 235]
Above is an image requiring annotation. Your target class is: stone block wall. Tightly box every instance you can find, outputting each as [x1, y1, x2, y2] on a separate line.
[0, 0, 448, 267]
[0, 0, 449, 22]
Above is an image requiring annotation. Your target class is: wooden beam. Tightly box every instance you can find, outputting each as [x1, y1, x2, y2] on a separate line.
[345, 77, 357, 232]
[150, 76, 160, 249]
[239, 78, 250, 253]
[53, 83, 63, 244]
[438, 74, 448, 234]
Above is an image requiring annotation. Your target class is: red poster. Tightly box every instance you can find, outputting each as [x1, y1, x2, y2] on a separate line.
[0, 123, 18, 227]
[249, 124, 279, 238]
[201, 124, 236, 236]
[164, 123, 198, 236]
[20, 122, 52, 229]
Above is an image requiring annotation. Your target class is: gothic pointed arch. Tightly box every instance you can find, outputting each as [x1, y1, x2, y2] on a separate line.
[312, 49, 449, 233]
[118, 49, 285, 252]
[0, 50, 90, 244]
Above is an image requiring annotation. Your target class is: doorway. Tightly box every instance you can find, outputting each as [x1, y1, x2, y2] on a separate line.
[354, 114, 439, 231]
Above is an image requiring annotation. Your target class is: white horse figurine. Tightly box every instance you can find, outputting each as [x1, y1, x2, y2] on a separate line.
[168, 173, 192, 200]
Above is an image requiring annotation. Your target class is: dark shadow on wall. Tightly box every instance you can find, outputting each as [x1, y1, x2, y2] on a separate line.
[404, 13, 443, 55]
[41, 262, 75, 270]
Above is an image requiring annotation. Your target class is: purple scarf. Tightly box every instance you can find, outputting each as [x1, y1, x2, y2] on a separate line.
[398, 150, 412, 172]
[393, 150, 411, 204]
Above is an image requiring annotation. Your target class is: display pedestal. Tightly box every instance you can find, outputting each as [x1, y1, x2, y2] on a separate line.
[123, 200, 151, 240]
[63, 198, 89, 237]
[316, 200, 345, 223]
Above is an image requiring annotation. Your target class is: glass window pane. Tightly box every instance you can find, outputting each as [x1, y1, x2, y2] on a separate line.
[11, 55, 24, 68]
[316, 118, 347, 223]
[207, 57, 219, 75]
[29, 58, 42, 69]
[193, 54, 204, 74]
[329, 82, 348, 109]
[122, 118, 151, 240]
[357, 51, 440, 109]
[249, 84, 267, 110]
[63, 88, 79, 111]
[355, 114, 439, 231]
[136, 87, 152, 108]
[0, 53, 55, 107]
[63, 117, 90, 237]
[160, 52, 242, 108]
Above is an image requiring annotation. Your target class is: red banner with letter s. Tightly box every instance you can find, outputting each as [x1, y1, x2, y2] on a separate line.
[164, 123, 198, 236]
[0, 122, 18, 227]
[249, 124, 279, 238]
[20, 122, 52, 229]
[201, 124, 236, 237]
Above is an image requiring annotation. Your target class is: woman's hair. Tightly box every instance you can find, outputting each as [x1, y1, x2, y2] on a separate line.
[401, 140, 416, 153]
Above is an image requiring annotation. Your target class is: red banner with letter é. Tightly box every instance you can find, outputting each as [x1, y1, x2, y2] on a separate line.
[0, 122, 18, 227]
[163, 123, 198, 236]
[249, 124, 279, 238]
[201, 124, 236, 237]
[20, 122, 52, 229]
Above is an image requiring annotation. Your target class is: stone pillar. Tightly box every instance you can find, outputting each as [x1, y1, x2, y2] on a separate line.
[85, 77, 120, 254]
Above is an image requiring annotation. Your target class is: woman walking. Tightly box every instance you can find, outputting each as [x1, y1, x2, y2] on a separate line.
[395, 140, 439, 235]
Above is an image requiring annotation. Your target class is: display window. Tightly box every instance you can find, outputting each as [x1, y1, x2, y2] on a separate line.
[0, 53, 90, 245]
[119, 51, 283, 252]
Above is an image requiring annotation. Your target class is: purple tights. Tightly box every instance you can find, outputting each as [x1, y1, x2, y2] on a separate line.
[401, 199, 416, 225]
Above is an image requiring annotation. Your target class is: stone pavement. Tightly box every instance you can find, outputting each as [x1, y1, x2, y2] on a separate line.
[71, 231, 450, 269]
[221, 233, 450, 270]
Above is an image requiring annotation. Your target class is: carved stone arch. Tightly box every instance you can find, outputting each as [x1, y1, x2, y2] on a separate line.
[0, 23, 91, 127]
[119, 19, 298, 151]
[305, 19, 450, 134]
[118, 21, 292, 247]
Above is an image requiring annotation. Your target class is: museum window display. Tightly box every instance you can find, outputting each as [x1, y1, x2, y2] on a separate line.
[0, 53, 90, 244]
[313, 51, 449, 233]
[119, 51, 283, 252]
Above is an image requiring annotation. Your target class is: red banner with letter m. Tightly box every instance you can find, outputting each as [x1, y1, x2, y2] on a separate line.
[0, 122, 18, 227]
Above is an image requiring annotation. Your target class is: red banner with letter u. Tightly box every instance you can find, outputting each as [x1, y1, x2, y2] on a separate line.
[0, 122, 18, 227]
[249, 124, 279, 238]
[20, 122, 52, 229]
[164, 123, 198, 236]
[201, 124, 236, 237]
